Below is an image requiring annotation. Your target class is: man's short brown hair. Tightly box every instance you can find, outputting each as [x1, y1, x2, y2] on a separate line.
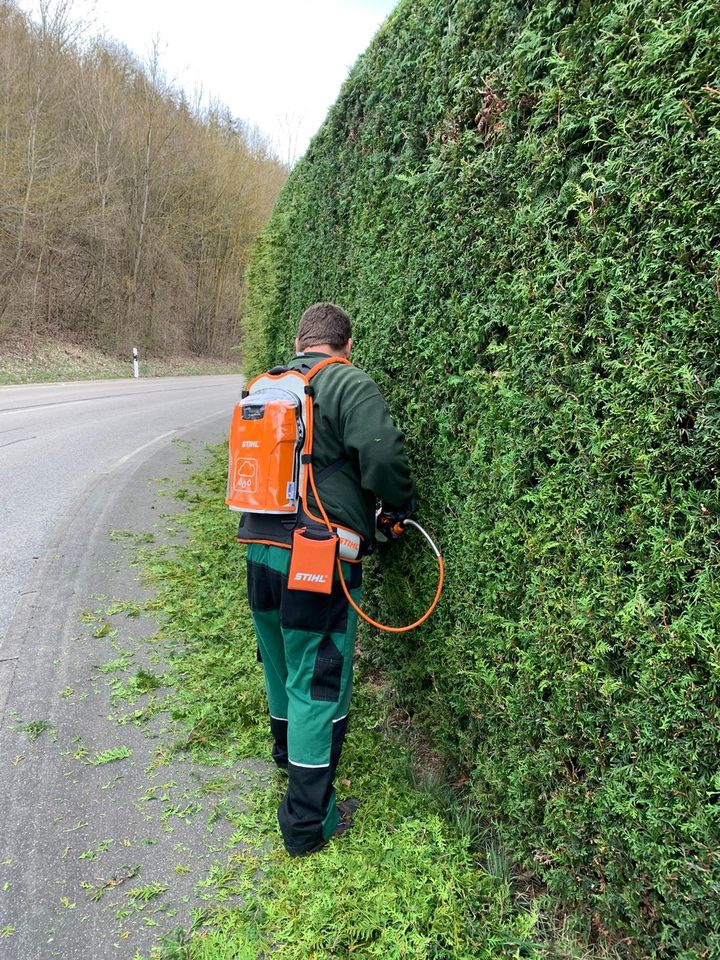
[297, 302, 352, 351]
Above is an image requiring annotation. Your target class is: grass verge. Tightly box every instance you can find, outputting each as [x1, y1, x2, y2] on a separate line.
[0, 337, 241, 384]
[138, 448, 616, 960]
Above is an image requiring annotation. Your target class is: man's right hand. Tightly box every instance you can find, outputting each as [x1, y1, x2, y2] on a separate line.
[376, 510, 405, 540]
[376, 497, 416, 539]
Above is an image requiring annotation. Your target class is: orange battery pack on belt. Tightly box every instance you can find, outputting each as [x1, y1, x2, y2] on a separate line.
[287, 528, 338, 595]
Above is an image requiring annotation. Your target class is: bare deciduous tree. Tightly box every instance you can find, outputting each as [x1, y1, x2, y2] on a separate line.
[0, 0, 287, 356]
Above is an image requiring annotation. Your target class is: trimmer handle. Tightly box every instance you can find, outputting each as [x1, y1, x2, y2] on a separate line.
[376, 509, 407, 541]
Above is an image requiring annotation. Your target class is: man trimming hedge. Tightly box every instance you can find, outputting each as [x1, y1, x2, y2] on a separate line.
[238, 302, 416, 855]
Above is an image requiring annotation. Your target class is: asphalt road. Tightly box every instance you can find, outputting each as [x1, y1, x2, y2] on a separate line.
[0, 375, 270, 959]
[0, 376, 240, 641]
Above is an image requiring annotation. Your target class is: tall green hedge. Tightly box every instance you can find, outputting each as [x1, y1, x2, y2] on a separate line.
[243, 1, 720, 954]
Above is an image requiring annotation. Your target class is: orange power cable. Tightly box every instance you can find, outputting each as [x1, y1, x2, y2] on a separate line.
[306, 439, 444, 633]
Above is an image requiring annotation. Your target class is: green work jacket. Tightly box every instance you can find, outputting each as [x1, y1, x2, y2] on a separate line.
[289, 351, 415, 545]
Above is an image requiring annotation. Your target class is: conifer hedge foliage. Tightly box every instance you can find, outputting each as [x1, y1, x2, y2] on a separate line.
[243, 1, 720, 953]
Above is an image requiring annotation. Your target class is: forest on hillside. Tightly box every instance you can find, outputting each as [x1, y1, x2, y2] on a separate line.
[0, 1, 286, 357]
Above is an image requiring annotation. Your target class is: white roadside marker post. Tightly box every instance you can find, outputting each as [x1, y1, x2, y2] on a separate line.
[132, 346, 140, 379]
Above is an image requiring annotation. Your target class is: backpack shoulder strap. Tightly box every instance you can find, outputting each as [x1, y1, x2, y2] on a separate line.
[303, 357, 352, 482]
[305, 356, 351, 382]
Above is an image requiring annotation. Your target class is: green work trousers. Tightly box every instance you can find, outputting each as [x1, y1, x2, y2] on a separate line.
[246, 542, 362, 855]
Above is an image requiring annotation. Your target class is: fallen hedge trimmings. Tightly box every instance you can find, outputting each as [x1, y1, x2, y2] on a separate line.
[242, 0, 720, 955]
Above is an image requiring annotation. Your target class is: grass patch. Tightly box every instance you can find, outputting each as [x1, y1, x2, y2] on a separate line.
[0, 337, 242, 386]
[136, 448, 544, 959]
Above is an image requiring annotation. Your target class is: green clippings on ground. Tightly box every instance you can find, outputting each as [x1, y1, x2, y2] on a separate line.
[161, 803, 203, 825]
[137, 786, 160, 805]
[110, 669, 171, 707]
[63, 819, 88, 834]
[137, 448, 540, 959]
[199, 778, 235, 796]
[79, 840, 115, 862]
[78, 608, 103, 625]
[97, 653, 134, 674]
[113, 703, 162, 727]
[133, 668, 170, 692]
[87, 746, 133, 766]
[17, 719, 52, 742]
[84, 865, 141, 902]
[104, 600, 145, 619]
[92, 621, 116, 639]
[127, 882, 169, 906]
[109, 530, 156, 545]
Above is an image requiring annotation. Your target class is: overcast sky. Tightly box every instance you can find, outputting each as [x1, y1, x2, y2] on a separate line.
[18, 0, 398, 163]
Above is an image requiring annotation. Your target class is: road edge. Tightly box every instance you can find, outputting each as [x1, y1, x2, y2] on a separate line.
[0, 407, 230, 725]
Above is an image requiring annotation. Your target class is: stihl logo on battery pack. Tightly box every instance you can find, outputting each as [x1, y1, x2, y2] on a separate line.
[241, 441, 260, 448]
[293, 572, 328, 583]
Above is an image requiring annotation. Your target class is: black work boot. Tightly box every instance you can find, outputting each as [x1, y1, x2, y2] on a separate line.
[287, 798, 361, 857]
[337, 797, 361, 822]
